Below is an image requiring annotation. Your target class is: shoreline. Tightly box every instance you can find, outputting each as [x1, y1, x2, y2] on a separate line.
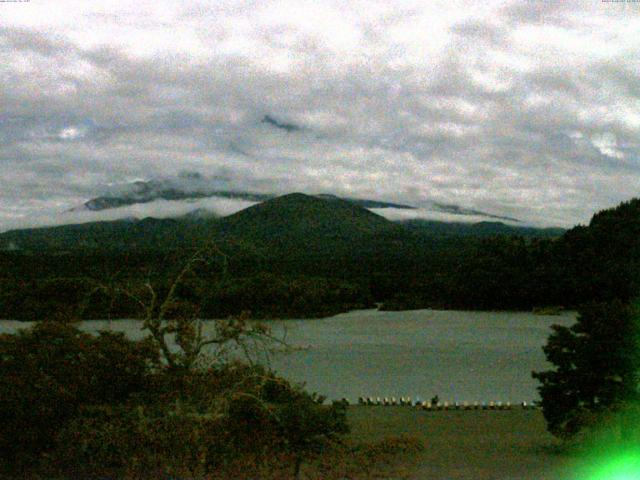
[0, 306, 578, 323]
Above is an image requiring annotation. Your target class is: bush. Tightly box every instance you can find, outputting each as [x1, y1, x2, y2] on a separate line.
[51, 404, 217, 479]
[48, 370, 349, 479]
[0, 321, 159, 472]
[0, 322, 350, 479]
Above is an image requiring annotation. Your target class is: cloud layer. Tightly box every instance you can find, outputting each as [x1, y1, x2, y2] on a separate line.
[1, 0, 639, 231]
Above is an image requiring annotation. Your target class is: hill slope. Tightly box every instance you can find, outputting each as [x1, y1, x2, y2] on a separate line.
[402, 219, 565, 238]
[0, 192, 565, 252]
[0, 193, 405, 252]
[552, 197, 640, 304]
[0, 217, 197, 251]
[3, 194, 640, 318]
[215, 193, 402, 244]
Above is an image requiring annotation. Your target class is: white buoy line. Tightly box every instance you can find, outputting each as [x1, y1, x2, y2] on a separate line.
[341, 397, 541, 410]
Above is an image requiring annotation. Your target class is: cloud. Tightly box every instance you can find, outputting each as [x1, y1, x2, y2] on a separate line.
[58, 126, 86, 140]
[591, 132, 625, 159]
[1, 0, 639, 232]
[261, 115, 301, 132]
[371, 207, 522, 226]
[0, 196, 258, 232]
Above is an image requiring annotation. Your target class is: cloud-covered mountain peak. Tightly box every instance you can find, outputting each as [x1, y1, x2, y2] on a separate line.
[66, 174, 525, 227]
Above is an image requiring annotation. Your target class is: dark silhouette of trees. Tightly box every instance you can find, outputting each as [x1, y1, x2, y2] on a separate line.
[532, 301, 640, 439]
[0, 321, 159, 470]
[0, 244, 352, 478]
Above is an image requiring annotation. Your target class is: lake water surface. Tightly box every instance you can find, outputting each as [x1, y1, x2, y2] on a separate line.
[0, 309, 575, 404]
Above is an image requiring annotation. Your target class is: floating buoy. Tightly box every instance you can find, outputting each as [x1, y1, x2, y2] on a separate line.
[359, 395, 521, 412]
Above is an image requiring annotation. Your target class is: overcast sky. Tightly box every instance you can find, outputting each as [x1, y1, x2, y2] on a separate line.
[1, 0, 639, 231]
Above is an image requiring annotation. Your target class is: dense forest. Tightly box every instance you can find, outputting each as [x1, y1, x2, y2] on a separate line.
[1, 193, 639, 320]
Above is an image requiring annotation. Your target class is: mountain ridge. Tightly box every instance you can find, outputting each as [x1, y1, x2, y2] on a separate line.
[0, 192, 564, 252]
[70, 179, 520, 222]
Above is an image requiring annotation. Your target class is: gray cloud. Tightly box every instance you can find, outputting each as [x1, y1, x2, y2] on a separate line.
[262, 115, 302, 132]
[1, 0, 639, 232]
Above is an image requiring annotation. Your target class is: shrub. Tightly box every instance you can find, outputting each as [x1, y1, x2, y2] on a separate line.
[0, 321, 350, 479]
[51, 404, 217, 479]
[0, 321, 159, 472]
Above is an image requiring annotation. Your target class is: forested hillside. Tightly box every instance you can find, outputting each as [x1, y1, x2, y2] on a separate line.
[1, 194, 637, 320]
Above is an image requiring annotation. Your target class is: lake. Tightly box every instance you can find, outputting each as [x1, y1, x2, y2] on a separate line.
[0, 309, 575, 404]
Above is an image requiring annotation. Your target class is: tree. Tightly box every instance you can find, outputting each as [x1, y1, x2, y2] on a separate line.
[532, 300, 640, 439]
[0, 245, 353, 478]
[86, 244, 282, 371]
[0, 321, 159, 470]
[259, 378, 349, 479]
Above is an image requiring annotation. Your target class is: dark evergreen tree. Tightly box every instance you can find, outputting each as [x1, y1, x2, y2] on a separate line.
[532, 301, 640, 439]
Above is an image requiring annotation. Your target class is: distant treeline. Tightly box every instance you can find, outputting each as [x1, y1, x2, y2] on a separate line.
[0, 270, 372, 321]
[1, 196, 639, 320]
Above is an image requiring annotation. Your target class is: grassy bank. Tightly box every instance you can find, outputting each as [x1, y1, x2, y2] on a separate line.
[346, 406, 581, 479]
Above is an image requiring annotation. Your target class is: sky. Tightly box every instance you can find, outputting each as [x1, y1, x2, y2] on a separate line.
[1, 0, 639, 231]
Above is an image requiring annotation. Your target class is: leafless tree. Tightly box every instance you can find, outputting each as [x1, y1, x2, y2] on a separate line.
[85, 244, 288, 370]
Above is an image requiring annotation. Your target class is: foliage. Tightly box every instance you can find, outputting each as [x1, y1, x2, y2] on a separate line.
[260, 379, 350, 477]
[51, 404, 220, 479]
[0, 271, 372, 321]
[532, 301, 640, 439]
[0, 321, 159, 471]
[49, 402, 418, 480]
[2, 195, 640, 318]
[202, 273, 372, 319]
[0, 192, 575, 320]
[0, 320, 350, 479]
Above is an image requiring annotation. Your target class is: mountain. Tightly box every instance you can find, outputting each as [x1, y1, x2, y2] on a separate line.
[0, 217, 190, 251]
[0, 192, 563, 253]
[215, 192, 403, 245]
[0, 193, 404, 252]
[73, 181, 416, 213]
[401, 219, 565, 238]
[5, 194, 638, 318]
[71, 179, 522, 223]
[205, 193, 421, 279]
[179, 208, 219, 220]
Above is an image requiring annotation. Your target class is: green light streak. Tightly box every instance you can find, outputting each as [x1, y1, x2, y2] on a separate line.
[583, 449, 640, 480]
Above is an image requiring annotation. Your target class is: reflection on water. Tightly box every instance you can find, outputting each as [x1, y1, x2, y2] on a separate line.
[0, 309, 575, 403]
